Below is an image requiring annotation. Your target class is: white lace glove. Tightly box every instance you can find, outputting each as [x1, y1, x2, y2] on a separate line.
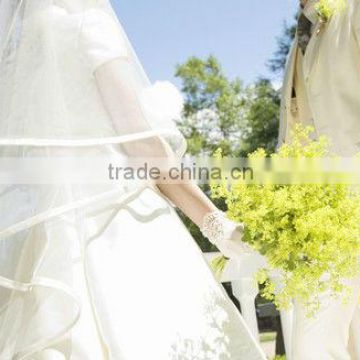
[200, 211, 254, 259]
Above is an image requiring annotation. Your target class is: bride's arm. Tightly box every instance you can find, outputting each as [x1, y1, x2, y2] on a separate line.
[94, 58, 217, 225]
[157, 181, 217, 228]
[94, 59, 251, 257]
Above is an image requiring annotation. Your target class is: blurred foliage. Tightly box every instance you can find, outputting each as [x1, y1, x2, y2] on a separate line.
[267, 18, 297, 75]
[175, 55, 243, 156]
[175, 56, 280, 158]
[239, 78, 280, 156]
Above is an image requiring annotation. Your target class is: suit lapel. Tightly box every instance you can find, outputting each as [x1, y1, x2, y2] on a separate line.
[278, 41, 299, 144]
[283, 40, 298, 101]
[302, 21, 323, 79]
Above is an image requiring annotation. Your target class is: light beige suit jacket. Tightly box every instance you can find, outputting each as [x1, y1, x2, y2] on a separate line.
[279, 0, 360, 156]
[279, 3, 360, 358]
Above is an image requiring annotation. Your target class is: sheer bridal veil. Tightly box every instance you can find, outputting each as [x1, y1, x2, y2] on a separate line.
[0, 0, 186, 151]
[0, 0, 186, 358]
[0, 1, 266, 359]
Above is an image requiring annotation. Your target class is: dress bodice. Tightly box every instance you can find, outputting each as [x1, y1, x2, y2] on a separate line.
[2, 7, 127, 140]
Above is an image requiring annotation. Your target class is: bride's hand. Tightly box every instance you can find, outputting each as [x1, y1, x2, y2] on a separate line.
[201, 211, 254, 259]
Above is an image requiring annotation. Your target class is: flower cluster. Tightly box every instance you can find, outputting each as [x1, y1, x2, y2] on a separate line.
[211, 125, 360, 315]
[316, 0, 346, 21]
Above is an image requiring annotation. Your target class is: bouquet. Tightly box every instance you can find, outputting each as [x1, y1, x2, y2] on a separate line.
[211, 125, 360, 314]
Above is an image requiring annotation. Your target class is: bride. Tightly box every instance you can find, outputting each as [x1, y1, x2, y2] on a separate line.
[0, 0, 266, 359]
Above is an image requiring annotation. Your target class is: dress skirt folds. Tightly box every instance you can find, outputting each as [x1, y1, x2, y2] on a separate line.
[0, 1, 266, 359]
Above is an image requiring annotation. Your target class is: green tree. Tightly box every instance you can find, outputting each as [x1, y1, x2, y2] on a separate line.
[239, 78, 280, 156]
[268, 18, 297, 75]
[175, 55, 244, 156]
[176, 56, 281, 158]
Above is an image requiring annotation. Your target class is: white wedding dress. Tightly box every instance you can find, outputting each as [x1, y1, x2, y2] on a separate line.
[0, 1, 266, 359]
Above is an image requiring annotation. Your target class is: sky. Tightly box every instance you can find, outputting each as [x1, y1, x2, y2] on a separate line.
[112, 0, 297, 85]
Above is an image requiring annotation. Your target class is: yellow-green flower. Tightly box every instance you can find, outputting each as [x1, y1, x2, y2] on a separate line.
[211, 125, 360, 315]
[316, 0, 346, 21]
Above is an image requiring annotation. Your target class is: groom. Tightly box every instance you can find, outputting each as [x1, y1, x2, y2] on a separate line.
[279, 0, 360, 358]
